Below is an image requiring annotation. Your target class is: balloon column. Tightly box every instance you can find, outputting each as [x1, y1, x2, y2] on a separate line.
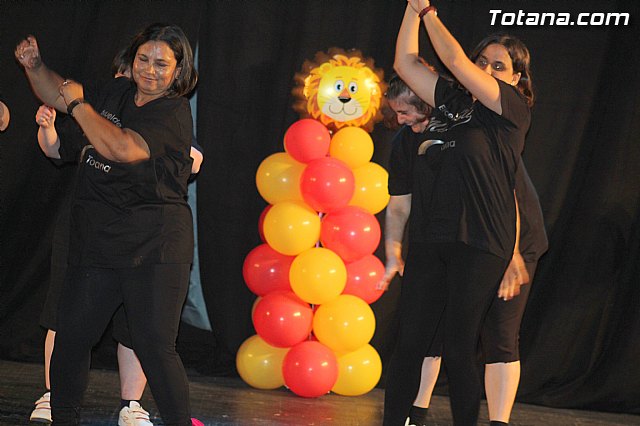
[238, 48, 388, 398]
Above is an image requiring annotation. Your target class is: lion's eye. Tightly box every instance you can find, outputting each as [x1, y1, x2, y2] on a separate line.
[349, 82, 358, 93]
[334, 80, 345, 92]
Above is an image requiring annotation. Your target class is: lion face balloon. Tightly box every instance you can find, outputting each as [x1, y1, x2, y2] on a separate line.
[293, 50, 385, 132]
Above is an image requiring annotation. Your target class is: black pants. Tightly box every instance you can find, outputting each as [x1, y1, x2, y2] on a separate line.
[50, 264, 192, 426]
[383, 242, 508, 426]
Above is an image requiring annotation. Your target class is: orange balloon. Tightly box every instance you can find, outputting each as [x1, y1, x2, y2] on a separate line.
[332, 344, 382, 396]
[329, 127, 374, 169]
[263, 201, 321, 256]
[236, 334, 289, 390]
[313, 294, 376, 353]
[349, 162, 390, 214]
[289, 247, 347, 305]
[256, 152, 305, 204]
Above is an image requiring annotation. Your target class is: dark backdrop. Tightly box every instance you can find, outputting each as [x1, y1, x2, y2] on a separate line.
[1, 0, 638, 414]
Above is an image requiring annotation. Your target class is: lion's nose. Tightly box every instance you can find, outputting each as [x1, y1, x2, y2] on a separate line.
[338, 88, 351, 103]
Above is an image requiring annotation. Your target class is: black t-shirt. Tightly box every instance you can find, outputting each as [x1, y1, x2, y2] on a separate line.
[388, 125, 435, 244]
[515, 159, 548, 264]
[403, 77, 531, 260]
[58, 77, 194, 267]
[388, 124, 547, 263]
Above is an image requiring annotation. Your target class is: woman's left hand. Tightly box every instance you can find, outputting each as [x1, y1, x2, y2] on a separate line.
[498, 252, 530, 301]
[58, 79, 84, 106]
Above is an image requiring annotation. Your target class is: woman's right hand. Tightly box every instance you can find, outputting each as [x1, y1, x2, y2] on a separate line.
[35, 105, 56, 128]
[378, 254, 405, 291]
[15, 36, 43, 70]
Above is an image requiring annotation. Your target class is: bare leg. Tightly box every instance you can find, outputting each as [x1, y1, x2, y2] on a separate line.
[44, 329, 56, 390]
[485, 361, 521, 423]
[117, 343, 148, 400]
[413, 356, 442, 408]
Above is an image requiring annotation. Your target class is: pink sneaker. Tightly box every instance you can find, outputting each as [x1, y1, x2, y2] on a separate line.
[191, 419, 204, 426]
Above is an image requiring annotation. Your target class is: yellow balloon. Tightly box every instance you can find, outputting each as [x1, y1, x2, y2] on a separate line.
[313, 294, 376, 353]
[236, 334, 289, 390]
[329, 127, 374, 170]
[256, 152, 305, 204]
[349, 162, 390, 214]
[332, 344, 382, 396]
[263, 201, 321, 256]
[290, 247, 347, 305]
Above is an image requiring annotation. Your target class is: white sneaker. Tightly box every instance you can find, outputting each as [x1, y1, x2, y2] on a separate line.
[29, 391, 52, 423]
[118, 401, 154, 426]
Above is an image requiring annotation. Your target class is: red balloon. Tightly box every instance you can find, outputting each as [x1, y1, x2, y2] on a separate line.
[243, 244, 294, 296]
[320, 206, 381, 263]
[257, 205, 272, 243]
[284, 119, 331, 163]
[282, 341, 338, 398]
[300, 157, 355, 213]
[253, 291, 313, 348]
[343, 254, 385, 304]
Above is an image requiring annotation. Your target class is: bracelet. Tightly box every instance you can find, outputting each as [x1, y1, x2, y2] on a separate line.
[67, 98, 85, 117]
[419, 5, 437, 18]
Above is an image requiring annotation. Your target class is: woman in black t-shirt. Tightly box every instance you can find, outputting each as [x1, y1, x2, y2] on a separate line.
[383, 2, 537, 425]
[16, 24, 198, 425]
[383, 76, 546, 426]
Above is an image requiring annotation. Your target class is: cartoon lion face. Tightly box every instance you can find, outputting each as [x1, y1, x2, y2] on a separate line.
[293, 51, 385, 132]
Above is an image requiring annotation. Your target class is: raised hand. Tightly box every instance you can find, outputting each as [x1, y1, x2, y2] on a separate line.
[35, 105, 56, 128]
[15, 36, 42, 70]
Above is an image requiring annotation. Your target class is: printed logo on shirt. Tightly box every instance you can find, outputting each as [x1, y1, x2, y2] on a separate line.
[418, 139, 444, 155]
[427, 105, 473, 133]
[100, 110, 122, 128]
[80, 146, 112, 174]
[441, 140, 456, 151]
[85, 153, 112, 173]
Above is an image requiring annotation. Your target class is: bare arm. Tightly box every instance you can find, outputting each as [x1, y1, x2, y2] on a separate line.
[17, 36, 149, 163]
[394, 4, 439, 107]
[379, 194, 412, 290]
[498, 190, 530, 300]
[35, 105, 61, 159]
[408, 0, 504, 114]
[64, 89, 150, 163]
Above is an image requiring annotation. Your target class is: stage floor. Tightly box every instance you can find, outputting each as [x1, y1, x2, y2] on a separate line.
[1, 359, 638, 425]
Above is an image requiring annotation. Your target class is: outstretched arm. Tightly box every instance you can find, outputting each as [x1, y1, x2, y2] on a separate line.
[379, 194, 412, 291]
[394, 4, 439, 107]
[17, 36, 149, 163]
[408, 0, 504, 114]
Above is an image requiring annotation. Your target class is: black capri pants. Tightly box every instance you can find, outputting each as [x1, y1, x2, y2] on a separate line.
[383, 241, 509, 426]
